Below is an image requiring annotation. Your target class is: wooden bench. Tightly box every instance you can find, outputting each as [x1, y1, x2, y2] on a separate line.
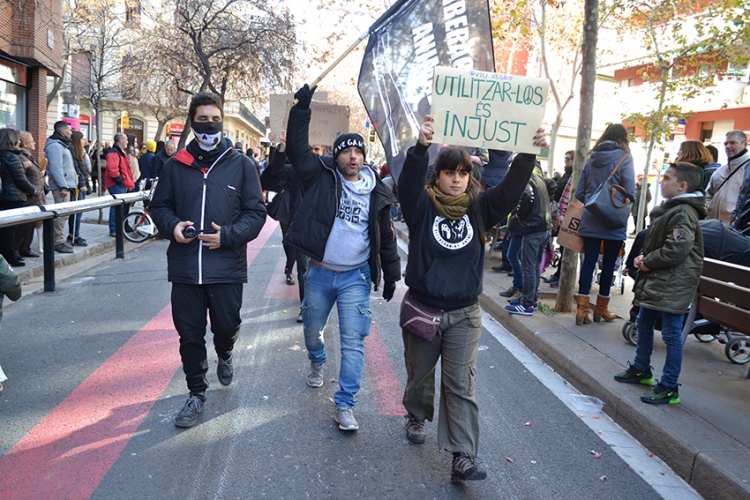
[681, 258, 750, 378]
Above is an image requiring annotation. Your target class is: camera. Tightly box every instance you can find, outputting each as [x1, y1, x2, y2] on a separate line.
[183, 226, 198, 238]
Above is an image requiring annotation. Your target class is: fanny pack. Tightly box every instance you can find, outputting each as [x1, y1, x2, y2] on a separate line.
[399, 295, 443, 341]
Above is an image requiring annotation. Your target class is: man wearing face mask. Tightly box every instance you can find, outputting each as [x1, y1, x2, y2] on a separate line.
[284, 84, 400, 432]
[150, 92, 267, 428]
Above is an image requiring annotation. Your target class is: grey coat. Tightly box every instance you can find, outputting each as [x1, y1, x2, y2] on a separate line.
[575, 141, 635, 241]
[44, 137, 77, 190]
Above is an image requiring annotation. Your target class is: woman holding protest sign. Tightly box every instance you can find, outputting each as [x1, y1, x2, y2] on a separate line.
[398, 115, 547, 482]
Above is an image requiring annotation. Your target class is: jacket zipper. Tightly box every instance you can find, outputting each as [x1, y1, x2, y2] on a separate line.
[197, 147, 232, 285]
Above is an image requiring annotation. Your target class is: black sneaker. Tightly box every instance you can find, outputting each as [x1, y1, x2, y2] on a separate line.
[451, 453, 487, 482]
[217, 354, 233, 386]
[405, 414, 426, 444]
[641, 383, 680, 405]
[73, 237, 88, 247]
[614, 362, 655, 385]
[174, 395, 204, 428]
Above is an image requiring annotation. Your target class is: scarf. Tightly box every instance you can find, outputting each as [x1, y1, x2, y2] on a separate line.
[425, 184, 471, 220]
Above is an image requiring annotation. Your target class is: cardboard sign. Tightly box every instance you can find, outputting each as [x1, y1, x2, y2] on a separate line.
[269, 92, 331, 141]
[430, 67, 549, 154]
[307, 102, 350, 147]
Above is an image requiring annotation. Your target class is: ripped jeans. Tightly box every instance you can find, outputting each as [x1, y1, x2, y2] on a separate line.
[302, 262, 372, 408]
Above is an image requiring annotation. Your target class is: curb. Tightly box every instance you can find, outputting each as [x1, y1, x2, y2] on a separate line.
[15, 239, 118, 284]
[393, 223, 750, 499]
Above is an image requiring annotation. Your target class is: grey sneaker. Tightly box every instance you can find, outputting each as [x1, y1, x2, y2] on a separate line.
[307, 362, 324, 388]
[174, 395, 204, 428]
[499, 287, 518, 298]
[405, 414, 425, 444]
[54, 243, 73, 254]
[217, 354, 233, 386]
[507, 290, 523, 302]
[334, 407, 359, 431]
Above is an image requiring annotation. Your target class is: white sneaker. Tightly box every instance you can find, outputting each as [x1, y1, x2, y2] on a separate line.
[334, 407, 359, 431]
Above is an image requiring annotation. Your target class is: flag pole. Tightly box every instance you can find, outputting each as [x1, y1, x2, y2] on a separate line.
[297, 0, 412, 98]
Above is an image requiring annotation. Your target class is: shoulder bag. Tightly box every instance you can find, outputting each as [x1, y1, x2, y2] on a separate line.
[584, 153, 632, 229]
[399, 295, 443, 342]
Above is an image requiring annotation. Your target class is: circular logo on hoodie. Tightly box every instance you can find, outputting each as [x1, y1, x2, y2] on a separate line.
[432, 215, 474, 250]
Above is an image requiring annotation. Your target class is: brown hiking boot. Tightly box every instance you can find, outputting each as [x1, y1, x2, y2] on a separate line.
[593, 295, 617, 322]
[575, 295, 592, 326]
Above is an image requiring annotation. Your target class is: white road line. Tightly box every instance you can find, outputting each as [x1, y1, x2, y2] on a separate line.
[482, 312, 703, 500]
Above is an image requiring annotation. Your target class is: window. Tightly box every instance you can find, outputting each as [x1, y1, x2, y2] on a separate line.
[627, 78, 636, 87]
[700, 122, 714, 143]
[125, 0, 141, 23]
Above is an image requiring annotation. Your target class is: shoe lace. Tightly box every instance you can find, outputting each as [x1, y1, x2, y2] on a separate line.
[406, 415, 424, 432]
[179, 397, 201, 415]
[453, 453, 478, 473]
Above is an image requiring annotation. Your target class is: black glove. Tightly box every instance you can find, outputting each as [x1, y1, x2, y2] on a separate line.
[294, 84, 316, 110]
[383, 281, 396, 302]
[113, 175, 123, 185]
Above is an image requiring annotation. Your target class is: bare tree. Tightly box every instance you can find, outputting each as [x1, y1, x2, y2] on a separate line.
[66, 0, 136, 193]
[146, 0, 296, 149]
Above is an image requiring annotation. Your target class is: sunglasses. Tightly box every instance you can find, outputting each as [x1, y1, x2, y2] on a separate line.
[564, 157, 573, 161]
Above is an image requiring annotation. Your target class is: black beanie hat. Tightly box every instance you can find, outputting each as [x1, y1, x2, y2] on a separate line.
[333, 133, 366, 162]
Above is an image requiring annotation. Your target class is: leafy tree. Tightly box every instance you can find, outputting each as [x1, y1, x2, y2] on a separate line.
[616, 0, 750, 232]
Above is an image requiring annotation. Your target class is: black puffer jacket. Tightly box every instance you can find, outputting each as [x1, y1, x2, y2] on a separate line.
[0, 149, 37, 203]
[284, 106, 400, 289]
[509, 171, 552, 236]
[150, 140, 267, 285]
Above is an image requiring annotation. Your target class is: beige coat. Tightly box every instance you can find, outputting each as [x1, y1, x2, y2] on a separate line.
[128, 154, 140, 185]
[706, 150, 750, 224]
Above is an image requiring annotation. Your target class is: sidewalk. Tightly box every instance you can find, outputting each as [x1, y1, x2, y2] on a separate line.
[12, 207, 147, 289]
[393, 222, 750, 500]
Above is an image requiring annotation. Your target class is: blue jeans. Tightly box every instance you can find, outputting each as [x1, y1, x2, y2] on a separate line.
[633, 306, 684, 389]
[68, 190, 86, 238]
[108, 184, 127, 233]
[578, 237, 621, 296]
[302, 263, 372, 409]
[506, 235, 523, 291]
[521, 230, 550, 304]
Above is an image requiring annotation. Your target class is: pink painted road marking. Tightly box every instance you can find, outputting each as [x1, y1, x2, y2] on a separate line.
[263, 256, 300, 300]
[365, 323, 406, 416]
[0, 217, 280, 500]
[0, 306, 179, 500]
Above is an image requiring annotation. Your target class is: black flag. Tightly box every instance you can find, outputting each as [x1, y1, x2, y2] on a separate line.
[358, 0, 495, 185]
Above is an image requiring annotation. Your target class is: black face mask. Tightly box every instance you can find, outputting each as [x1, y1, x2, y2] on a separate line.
[191, 121, 224, 151]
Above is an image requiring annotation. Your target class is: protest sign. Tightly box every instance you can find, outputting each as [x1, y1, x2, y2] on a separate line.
[269, 92, 329, 139]
[280, 101, 350, 147]
[430, 67, 549, 154]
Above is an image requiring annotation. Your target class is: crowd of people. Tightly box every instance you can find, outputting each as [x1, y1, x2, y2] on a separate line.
[0, 86, 748, 485]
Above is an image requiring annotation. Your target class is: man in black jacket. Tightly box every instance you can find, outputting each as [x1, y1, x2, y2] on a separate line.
[149, 139, 176, 180]
[285, 84, 400, 431]
[150, 93, 267, 428]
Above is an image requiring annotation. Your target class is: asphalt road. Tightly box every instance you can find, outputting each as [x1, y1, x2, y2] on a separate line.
[0, 220, 699, 499]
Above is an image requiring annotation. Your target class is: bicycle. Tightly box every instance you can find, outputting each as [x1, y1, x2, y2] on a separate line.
[122, 178, 159, 243]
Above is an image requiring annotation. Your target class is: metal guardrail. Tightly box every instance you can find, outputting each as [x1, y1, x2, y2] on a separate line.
[0, 192, 148, 292]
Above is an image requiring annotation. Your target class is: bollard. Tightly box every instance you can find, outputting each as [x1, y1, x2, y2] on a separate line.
[42, 218, 55, 292]
[114, 204, 124, 259]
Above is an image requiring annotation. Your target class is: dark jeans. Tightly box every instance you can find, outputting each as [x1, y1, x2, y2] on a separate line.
[578, 237, 622, 296]
[633, 306, 684, 388]
[107, 184, 127, 233]
[0, 200, 25, 263]
[521, 230, 550, 304]
[171, 282, 243, 398]
[280, 222, 309, 302]
[68, 190, 86, 238]
[506, 235, 523, 290]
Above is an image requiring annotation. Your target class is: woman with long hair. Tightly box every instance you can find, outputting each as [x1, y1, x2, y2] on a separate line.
[15, 131, 46, 258]
[398, 116, 548, 482]
[675, 140, 713, 189]
[67, 131, 90, 246]
[0, 128, 38, 266]
[126, 134, 140, 189]
[574, 123, 635, 325]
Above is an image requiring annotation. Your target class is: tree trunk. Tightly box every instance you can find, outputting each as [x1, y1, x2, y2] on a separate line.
[176, 116, 191, 150]
[154, 120, 167, 142]
[548, 115, 563, 176]
[636, 70, 668, 234]
[556, 0, 598, 313]
[94, 103, 105, 224]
